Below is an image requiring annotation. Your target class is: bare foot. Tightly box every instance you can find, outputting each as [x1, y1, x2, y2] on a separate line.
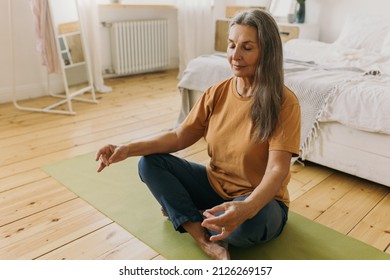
[198, 239, 230, 260]
[182, 221, 230, 260]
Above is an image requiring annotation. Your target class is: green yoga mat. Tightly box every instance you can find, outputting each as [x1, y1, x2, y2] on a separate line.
[42, 152, 390, 260]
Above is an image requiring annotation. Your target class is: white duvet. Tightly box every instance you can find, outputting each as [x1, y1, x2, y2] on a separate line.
[284, 39, 390, 135]
[320, 76, 390, 135]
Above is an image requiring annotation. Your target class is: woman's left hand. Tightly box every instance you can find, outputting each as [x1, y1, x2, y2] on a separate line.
[201, 201, 253, 241]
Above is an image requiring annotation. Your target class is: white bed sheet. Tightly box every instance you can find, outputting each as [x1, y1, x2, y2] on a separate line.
[178, 52, 232, 92]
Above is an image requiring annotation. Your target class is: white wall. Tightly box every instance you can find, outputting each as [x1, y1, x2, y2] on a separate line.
[316, 0, 390, 42]
[0, 0, 52, 104]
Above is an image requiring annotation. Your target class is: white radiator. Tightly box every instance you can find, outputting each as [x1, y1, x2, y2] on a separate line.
[110, 19, 169, 75]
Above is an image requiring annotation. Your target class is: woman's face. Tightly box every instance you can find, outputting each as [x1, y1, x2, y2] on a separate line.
[227, 24, 260, 80]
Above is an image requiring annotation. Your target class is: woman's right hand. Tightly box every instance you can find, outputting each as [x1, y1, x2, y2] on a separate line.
[95, 144, 129, 172]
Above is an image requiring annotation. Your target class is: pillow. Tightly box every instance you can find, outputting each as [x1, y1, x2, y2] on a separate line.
[335, 15, 390, 53]
[381, 32, 390, 56]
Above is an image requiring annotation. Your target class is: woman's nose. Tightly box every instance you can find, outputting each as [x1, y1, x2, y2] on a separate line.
[232, 48, 242, 61]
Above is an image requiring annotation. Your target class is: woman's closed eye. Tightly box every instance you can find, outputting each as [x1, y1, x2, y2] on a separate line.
[228, 42, 254, 52]
[227, 42, 236, 49]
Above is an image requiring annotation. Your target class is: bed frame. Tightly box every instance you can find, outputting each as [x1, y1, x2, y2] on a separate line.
[305, 122, 390, 187]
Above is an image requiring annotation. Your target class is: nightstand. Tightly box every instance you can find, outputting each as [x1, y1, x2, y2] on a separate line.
[214, 20, 320, 52]
[278, 23, 319, 43]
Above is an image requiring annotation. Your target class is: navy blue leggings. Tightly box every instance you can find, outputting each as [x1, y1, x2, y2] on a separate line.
[138, 153, 288, 248]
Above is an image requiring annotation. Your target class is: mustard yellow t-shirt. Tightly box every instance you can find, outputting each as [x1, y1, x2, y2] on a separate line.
[180, 77, 301, 206]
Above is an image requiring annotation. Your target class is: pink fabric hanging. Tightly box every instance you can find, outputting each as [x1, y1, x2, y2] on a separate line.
[29, 0, 61, 74]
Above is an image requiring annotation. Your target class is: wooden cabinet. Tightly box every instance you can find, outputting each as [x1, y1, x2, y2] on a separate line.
[278, 23, 320, 43]
[215, 20, 230, 52]
[279, 25, 300, 43]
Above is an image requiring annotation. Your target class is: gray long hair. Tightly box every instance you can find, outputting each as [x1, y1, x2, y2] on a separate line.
[230, 9, 284, 142]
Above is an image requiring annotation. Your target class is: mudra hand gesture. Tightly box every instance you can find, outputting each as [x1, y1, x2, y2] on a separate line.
[96, 144, 129, 172]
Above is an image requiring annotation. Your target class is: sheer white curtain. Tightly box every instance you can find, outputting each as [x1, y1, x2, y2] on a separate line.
[76, 0, 112, 93]
[176, 0, 214, 78]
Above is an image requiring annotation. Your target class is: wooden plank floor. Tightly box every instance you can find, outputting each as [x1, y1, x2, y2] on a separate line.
[0, 69, 389, 259]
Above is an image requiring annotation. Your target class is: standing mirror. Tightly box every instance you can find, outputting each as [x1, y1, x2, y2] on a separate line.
[48, 0, 96, 114]
[10, 0, 96, 115]
[8, 0, 97, 115]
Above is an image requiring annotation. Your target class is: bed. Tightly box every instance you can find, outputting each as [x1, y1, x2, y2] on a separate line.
[176, 15, 390, 188]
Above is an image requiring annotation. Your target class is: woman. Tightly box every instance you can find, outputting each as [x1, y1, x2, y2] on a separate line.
[96, 9, 301, 260]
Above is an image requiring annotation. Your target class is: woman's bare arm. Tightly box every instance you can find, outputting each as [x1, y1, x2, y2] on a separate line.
[96, 126, 201, 172]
